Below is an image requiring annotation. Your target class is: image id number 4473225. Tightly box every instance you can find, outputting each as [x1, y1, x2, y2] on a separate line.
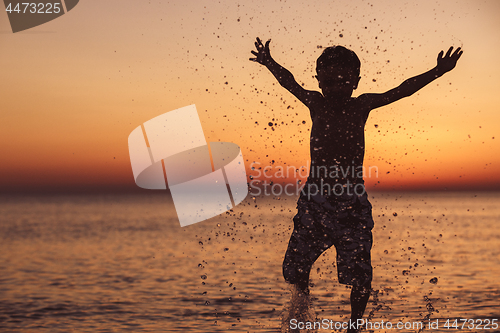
[442, 319, 498, 330]
[5, 2, 62, 14]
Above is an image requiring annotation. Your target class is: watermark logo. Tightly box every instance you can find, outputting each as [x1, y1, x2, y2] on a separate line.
[248, 161, 379, 198]
[128, 105, 248, 227]
[3, 0, 79, 33]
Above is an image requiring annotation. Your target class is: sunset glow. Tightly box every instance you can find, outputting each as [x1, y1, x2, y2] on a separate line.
[1, 0, 499, 192]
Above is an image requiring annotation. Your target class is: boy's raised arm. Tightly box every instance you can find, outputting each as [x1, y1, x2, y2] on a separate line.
[250, 37, 321, 108]
[360, 46, 463, 110]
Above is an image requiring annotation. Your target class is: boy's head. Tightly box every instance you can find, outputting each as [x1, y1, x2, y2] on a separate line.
[316, 46, 361, 99]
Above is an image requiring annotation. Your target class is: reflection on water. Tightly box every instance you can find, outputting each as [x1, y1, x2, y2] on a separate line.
[0, 192, 499, 332]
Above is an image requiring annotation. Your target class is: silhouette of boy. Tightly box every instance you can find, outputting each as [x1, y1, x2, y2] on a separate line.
[250, 37, 462, 332]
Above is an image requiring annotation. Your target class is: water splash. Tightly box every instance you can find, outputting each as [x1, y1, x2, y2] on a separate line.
[280, 285, 318, 333]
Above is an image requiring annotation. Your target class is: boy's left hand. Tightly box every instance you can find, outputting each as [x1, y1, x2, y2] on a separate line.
[250, 37, 272, 66]
[436, 46, 463, 75]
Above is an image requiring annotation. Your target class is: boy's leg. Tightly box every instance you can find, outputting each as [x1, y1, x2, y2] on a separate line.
[336, 224, 373, 332]
[341, 193, 374, 332]
[348, 282, 371, 333]
[283, 198, 334, 294]
[282, 228, 333, 294]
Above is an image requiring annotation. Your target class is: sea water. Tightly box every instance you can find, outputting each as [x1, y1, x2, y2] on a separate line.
[0, 192, 499, 332]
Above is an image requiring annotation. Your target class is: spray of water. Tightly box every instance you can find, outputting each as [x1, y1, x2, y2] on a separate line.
[280, 284, 318, 333]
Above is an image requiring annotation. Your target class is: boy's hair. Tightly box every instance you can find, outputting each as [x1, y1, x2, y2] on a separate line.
[316, 46, 360, 75]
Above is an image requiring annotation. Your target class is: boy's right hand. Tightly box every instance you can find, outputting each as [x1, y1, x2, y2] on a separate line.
[436, 46, 463, 75]
[250, 37, 272, 66]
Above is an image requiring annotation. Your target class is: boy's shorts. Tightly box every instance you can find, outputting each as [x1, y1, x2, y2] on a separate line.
[283, 188, 374, 288]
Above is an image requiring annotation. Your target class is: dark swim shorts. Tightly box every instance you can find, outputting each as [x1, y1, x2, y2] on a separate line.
[282, 189, 374, 289]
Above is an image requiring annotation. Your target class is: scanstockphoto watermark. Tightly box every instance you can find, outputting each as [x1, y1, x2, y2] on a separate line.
[248, 161, 379, 197]
[289, 318, 425, 331]
[289, 318, 500, 331]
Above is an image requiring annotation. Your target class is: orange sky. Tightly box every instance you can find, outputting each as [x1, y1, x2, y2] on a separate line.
[1, 0, 499, 192]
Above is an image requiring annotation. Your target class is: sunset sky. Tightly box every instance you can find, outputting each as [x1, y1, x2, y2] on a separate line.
[1, 0, 499, 193]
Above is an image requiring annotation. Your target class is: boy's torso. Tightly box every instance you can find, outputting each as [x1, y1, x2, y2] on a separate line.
[307, 96, 371, 189]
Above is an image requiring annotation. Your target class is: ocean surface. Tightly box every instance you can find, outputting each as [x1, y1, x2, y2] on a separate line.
[0, 191, 499, 332]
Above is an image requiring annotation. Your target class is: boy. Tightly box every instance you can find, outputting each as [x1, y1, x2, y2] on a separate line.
[250, 37, 462, 332]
